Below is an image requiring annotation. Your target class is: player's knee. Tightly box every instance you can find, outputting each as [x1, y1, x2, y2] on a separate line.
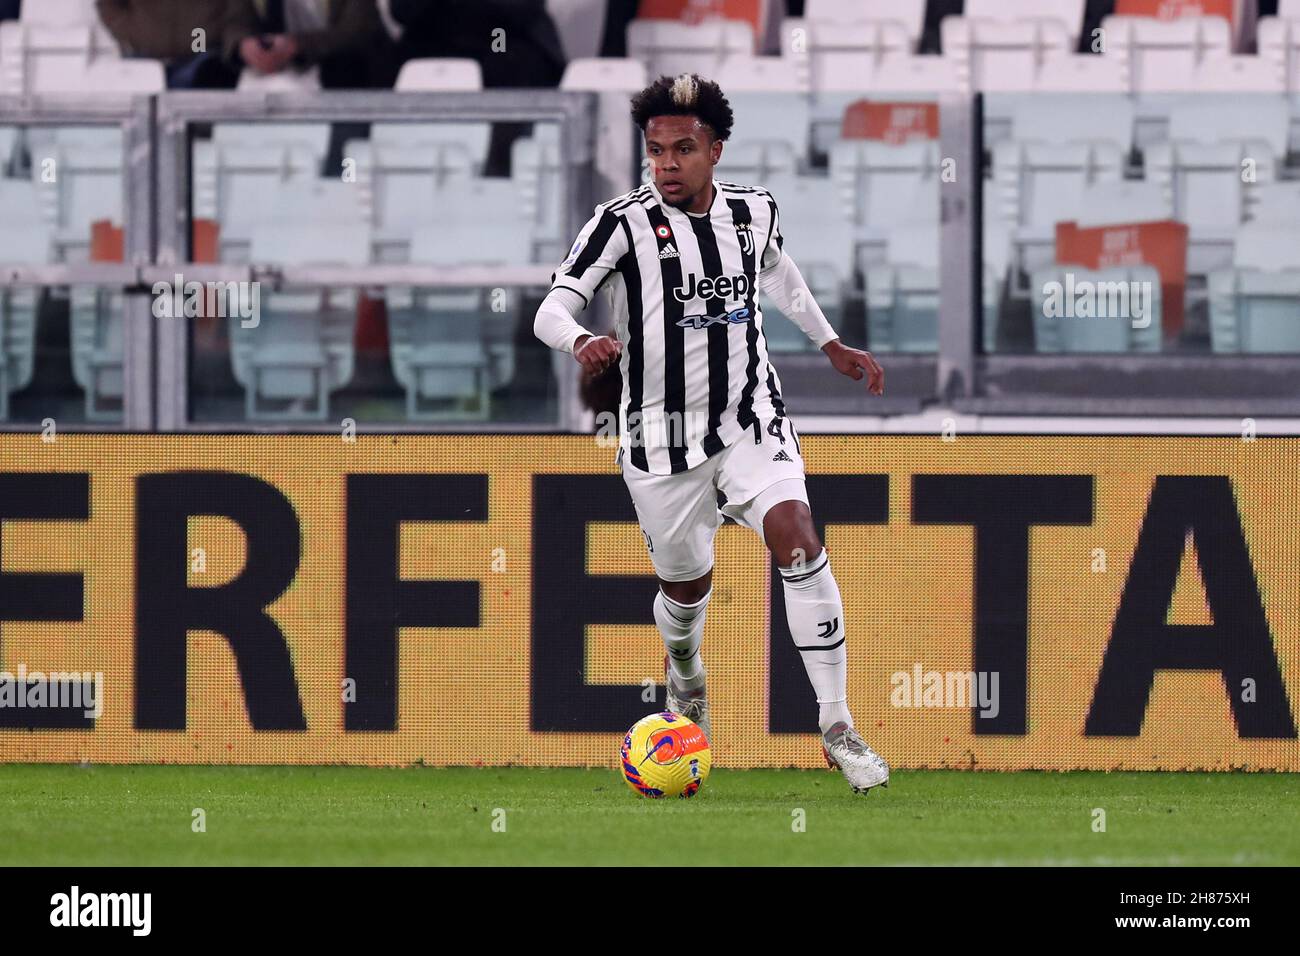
[660, 573, 711, 605]
[763, 502, 821, 567]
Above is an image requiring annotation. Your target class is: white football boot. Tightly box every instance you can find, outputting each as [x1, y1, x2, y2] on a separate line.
[822, 721, 889, 794]
[664, 656, 711, 744]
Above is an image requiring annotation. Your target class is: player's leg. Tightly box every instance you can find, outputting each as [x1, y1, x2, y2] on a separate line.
[621, 458, 721, 738]
[718, 418, 888, 791]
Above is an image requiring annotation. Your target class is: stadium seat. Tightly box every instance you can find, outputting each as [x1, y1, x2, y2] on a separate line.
[1100, 15, 1232, 93]
[211, 123, 332, 168]
[387, 222, 531, 419]
[1249, 180, 1300, 222]
[20, 0, 100, 24]
[512, 131, 565, 263]
[1208, 222, 1300, 352]
[804, 0, 927, 50]
[33, 143, 123, 262]
[0, 180, 48, 420]
[0, 127, 16, 175]
[723, 93, 810, 167]
[560, 57, 648, 91]
[0, 20, 120, 94]
[760, 173, 851, 352]
[1191, 55, 1283, 91]
[779, 18, 911, 92]
[68, 285, 123, 420]
[1033, 55, 1130, 92]
[830, 137, 941, 269]
[1030, 264, 1163, 352]
[238, 65, 321, 92]
[868, 55, 962, 93]
[1074, 180, 1172, 226]
[627, 19, 755, 80]
[992, 96, 1133, 284]
[713, 55, 801, 91]
[864, 223, 1002, 352]
[1145, 97, 1285, 271]
[395, 57, 482, 90]
[1257, 14, 1300, 93]
[232, 215, 369, 420]
[940, 18, 1074, 92]
[347, 142, 484, 262]
[383, 61, 494, 169]
[963, 0, 1087, 46]
[192, 142, 319, 262]
[715, 139, 800, 180]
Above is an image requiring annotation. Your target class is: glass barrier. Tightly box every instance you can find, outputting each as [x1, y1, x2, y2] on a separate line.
[184, 119, 562, 424]
[982, 92, 1300, 356]
[0, 123, 127, 424]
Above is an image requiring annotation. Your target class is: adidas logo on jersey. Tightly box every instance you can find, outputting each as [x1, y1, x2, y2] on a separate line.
[658, 243, 679, 260]
[772, 450, 793, 463]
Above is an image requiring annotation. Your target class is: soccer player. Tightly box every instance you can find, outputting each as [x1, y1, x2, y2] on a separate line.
[534, 74, 890, 793]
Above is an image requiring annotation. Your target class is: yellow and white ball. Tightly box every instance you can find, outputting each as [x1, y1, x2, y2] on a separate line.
[620, 712, 712, 799]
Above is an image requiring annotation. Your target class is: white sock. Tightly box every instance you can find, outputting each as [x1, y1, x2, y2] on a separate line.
[780, 550, 852, 735]
[653, 588, 709, 693]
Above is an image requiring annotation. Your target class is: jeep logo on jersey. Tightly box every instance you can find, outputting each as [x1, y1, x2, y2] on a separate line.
[672, 273, 753, 303]
[677, 306, 752, 330]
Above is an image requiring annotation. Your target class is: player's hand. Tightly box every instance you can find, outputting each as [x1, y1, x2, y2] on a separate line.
[823, 339, 884, 396]
[573, 334, 622, 376]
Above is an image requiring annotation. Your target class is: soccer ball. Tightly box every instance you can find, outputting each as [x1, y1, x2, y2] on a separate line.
[620, 712, 712, 799]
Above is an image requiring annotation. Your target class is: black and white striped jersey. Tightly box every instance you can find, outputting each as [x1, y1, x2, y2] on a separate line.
[549, 177, 791, 476]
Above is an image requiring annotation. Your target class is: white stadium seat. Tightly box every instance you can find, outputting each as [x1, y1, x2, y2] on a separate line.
[386, 222, 533, 419]
[1100, 15, 1232, 93]
[805, 0, 927, 50]
[1075, 180, 1172, 226]
[780, 18, 911, 91]
[233, 211, 370, 420]
[0, 179, 49, 419]
[1145, 98, 1285, 272]
[627, 19, 754, 80]
[1248, 181, 1300, 223]
[1256, 15, 1300, 92]
[0, 20, 121, 94]
[761, 173, 852, 352]
[560, 57, 648, 91]
[716, 140, 800, 180]
[395, 58, 482, 90]
[192, 142, 319, 262]
[1208, 222, 1300, 352]
[237, 66, 321, 92]
[963, 0, 1086, 45]
[713, 56, 801, 91]
[868, 55, 962, 93]
[830, 138, 941, 269]
[33, 143, 122, 263]
[1192, 55, 1283, 91]
[20, 0, 99, 24]
[724, 93, 810, 165]
[1033, 55, 1129, 92]
[212, 123, 332, 167]
[940, 18, 1074, 92]
[512, 132, 565, 263]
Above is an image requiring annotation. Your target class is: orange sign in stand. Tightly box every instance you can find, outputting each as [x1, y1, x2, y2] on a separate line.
[89, 220, 124, 263]
[841, 100, 939, 144]
[1115, 0, 1235, 28]
[1056, 219, 1190, 339]
[637, 0, 763, 36]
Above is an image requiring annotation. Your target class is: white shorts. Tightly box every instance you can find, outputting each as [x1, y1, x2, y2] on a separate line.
[620, 417, 810, 582]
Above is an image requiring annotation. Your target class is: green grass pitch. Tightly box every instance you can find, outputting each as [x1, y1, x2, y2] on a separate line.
[1, 765, 1296, 866]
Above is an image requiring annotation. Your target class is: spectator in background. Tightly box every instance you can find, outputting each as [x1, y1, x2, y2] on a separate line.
[390, 0, 567, 175]
[96, 0, 259, 87]
[245, 0, 394, 89]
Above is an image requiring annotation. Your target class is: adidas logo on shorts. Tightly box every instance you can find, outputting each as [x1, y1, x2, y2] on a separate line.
[772, 449, 793, 463]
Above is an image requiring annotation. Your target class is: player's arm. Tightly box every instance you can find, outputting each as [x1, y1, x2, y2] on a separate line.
[534, 208, 628, 375]
[758, 203, 884, 396]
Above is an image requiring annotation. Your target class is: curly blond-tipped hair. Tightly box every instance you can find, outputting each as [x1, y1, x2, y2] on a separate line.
[630, 73, 734, 141]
